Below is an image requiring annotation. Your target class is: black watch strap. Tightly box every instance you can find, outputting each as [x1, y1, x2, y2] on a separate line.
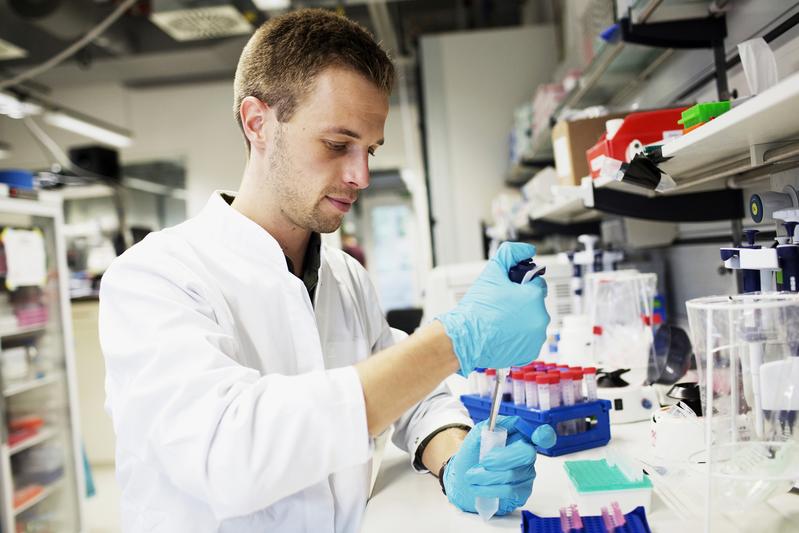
[438, 456, 453, 495]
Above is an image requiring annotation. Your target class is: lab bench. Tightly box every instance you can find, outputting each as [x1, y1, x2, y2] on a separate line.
[362, 421, 799, 533]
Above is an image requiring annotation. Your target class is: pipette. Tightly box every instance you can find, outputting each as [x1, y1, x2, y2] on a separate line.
[475, 257, 546, 521]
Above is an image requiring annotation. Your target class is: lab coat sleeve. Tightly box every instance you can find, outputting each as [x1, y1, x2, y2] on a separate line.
[99, 240, 371, 520]
[381, 327, 473, 472]
[348, 259, 473, 472]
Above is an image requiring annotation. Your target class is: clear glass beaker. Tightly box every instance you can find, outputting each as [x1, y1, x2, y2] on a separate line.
[686, 293, 799, 510]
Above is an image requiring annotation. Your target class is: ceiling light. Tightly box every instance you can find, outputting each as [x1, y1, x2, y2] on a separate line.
[44, 111, 133, 148]
[0, 92, 42, 119]
[252, 0, 291, 10]
[150, 5, 254, 41]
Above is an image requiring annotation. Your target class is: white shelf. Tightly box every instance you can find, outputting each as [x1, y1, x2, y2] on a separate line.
[13, 479, 63, 516]
[661, 71, 799, 179]
[529, 177, 601, 223]
[3, 373, 61, 397]
[9, 427, 58, 456]
[0, 324, 48, 340]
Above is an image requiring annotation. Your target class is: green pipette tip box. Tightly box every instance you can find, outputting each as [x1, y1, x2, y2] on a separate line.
[678, 101, 731, 128]
[564, 459, 653, 493]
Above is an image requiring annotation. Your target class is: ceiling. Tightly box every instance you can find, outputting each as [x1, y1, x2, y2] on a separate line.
[0, 0, 554, 95]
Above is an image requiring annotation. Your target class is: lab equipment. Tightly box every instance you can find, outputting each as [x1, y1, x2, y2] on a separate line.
[460, 393, 611, 456]
[686, 293, 799, 517]
[537, 374, 553, 411]
[559, 372, 576, 436]
[773, 208, 799, 292]
[443, 416, 536, 518]
[677, 101, 730, 133]
[546, 371, 562, 408]
[601, 506, 613, 531]
[474, 253, 549, 519]
[485, 368, 497, 398]
[571, 369, 584, 402]
[585, 270, 660, 423]
[436, 242, 549, 375]
[650, 404, 704, 462]
[521, 505, 652, 533]
[475, 425, 508, 521]
[583, 367, 598, 400]
[473, 368, 488, 397]
[512, 370, 526, 406]
[524, 372, 539, 409]
[564, 457, 653, 515]
[612, 501, 626, 526]
[719, 229, 780, 293]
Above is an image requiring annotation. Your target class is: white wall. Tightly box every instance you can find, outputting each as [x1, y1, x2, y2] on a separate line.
[421, 25, 557, 265]
[0, 81, 409, 217]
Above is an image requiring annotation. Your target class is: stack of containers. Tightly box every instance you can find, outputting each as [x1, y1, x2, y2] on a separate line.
[463, 361, 612, 456]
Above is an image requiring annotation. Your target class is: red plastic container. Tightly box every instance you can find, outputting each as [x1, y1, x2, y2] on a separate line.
[586, 107, 688, 179]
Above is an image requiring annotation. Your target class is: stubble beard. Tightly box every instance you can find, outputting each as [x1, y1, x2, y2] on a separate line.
[267, 127, 344, 234]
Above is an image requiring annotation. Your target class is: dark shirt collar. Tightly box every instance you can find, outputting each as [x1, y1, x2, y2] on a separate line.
[219, 193, 321, 301]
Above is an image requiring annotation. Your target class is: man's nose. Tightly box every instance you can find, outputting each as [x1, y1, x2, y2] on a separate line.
[344, 151, 370, 190]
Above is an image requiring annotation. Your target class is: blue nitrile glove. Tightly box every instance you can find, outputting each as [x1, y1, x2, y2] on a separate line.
[442, 416, 556, 516]
[437, 242, 550, 376]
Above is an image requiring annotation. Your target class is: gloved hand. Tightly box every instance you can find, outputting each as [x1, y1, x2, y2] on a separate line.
[437, 242, 550, 376]
[442, 416, 556, 516]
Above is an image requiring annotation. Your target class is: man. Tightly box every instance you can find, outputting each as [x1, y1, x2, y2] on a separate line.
[99, 8, 551, 533]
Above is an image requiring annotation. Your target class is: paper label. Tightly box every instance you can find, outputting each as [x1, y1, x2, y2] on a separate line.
[2, 227, 47, 290]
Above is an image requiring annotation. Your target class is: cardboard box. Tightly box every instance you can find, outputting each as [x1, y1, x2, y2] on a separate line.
[551, 114, 626, 186]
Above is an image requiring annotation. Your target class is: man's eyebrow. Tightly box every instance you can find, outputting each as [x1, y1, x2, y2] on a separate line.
[323, 127, 384, 145]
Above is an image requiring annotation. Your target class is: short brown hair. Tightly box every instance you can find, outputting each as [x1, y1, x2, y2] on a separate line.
[233, 9, 395, 147]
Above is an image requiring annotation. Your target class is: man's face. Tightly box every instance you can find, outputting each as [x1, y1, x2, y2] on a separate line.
[263, 67, 389, 234]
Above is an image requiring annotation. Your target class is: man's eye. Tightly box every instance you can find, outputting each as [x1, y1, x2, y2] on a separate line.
[325, 141, 347, 152]
[368, 148, 376, 157]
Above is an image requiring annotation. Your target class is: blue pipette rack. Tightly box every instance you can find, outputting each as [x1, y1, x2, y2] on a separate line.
[460, 394, 612, 456]
[521, 505, 652, 533]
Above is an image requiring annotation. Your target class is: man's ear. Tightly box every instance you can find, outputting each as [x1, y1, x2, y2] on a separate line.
[240, 96, 273, 151]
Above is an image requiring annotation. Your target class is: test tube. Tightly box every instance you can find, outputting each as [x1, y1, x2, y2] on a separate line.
[559, 508, 569, 533]
[503, 369, 513, 403]
[611, 501, 626, 526]
[485, 368, 497, 399]
[547, 370, 562, 405]
[570, 504, 583, 530]
[560, 372, 575, 435]
[571, 368, 584, 402]
[549, 374, 562, 409]
[583, 367, 598, 401]
[601, 506, 614, 532]
[474, 368, 487, 397]
[536, 374, 551, 411]
[511, 370, 526, 406]
[524, 372, 539, 409]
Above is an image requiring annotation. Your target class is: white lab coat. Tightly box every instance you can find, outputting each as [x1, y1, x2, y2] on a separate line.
[98, 191, 472, 533]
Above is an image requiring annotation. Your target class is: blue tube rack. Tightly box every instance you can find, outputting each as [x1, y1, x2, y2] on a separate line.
[521, 505, 652, 533]
[460, 394, 612, 456]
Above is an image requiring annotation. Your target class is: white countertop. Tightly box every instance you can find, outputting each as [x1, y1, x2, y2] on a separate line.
[362, 421, 799, 533]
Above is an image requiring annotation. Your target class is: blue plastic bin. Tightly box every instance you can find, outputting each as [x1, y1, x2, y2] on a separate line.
[521, 505, 652, 533]
[460, 394, 612, 456]
[0, 169, 34, 190]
